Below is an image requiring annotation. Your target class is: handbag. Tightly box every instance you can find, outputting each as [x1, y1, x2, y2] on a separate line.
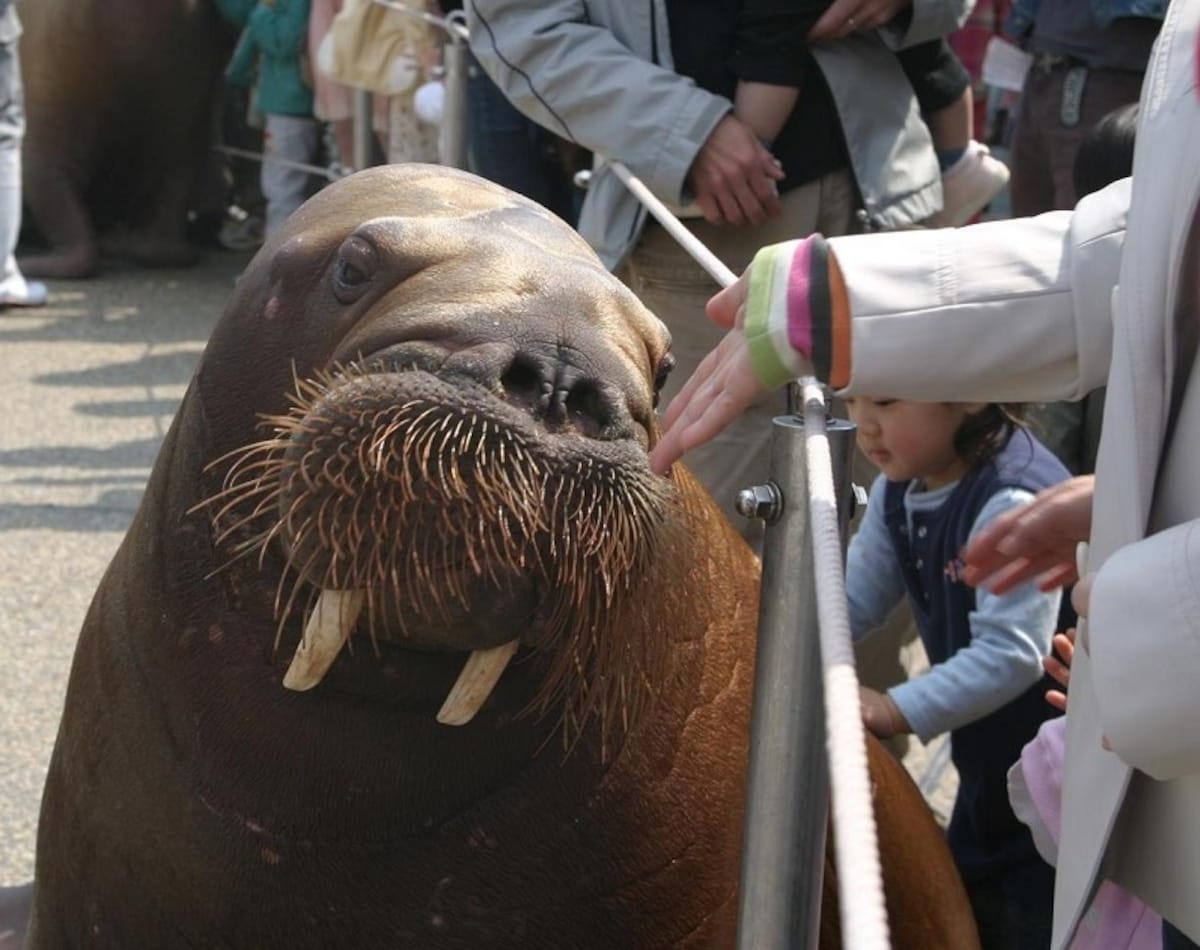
[317, 0, 433, 96]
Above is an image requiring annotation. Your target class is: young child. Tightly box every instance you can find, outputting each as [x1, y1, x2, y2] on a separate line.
[841, 395, 1073, 948]
[221, 0, 319, 238]
[730, 3, 1009, 227]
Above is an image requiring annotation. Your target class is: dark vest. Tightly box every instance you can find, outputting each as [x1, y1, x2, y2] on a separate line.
[882, 432, 1074, 883]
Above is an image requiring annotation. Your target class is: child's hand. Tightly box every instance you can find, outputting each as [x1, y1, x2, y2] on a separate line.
[961, 475, 1095, 593]
[649, 269, 765, 474]
[1042, 626, 1110, 749]
[1043, 628, 1076, 713]
[859, 686, 910, 739]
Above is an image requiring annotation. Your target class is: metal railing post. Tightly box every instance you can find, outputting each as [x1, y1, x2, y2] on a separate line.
[439, 25, 470, 169]
[735, 412, 858, 950]
[352, 88, 373, 172]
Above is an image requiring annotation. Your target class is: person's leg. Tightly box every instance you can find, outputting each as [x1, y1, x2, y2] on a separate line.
[1001, 856, 1055, 950]
[966, 856, 1055, 950]
[902, 39, 1008, 227]
[0, 14, 45, 307]
[966, 878, 1007, 950]
[924, 87, 973, 156]
[1020, 67, 1143, 469]
[261, 113, 320, 237]
[899, 39, 973, 159]
[466, 53, 576, 224]
[1008, 67, 1059, 217]
[1012, 65, 1143, 216]
[1040, 67, 1144, 211]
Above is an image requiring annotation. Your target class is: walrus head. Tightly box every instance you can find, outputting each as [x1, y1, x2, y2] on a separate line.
[191, 165, 682, 747]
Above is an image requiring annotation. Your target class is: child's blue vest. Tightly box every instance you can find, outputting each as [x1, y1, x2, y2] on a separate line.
[882, 432, 1075, 883]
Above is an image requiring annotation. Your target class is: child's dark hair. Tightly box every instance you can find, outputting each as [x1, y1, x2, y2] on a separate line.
[954, 404, 1028, 468]
[1073, 102, 1138, 201]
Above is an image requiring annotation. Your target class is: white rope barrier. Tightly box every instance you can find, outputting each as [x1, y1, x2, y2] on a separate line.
[609, 162, 737, 288]
[609, 153, 890, 946]
[801, 379, 890, 949]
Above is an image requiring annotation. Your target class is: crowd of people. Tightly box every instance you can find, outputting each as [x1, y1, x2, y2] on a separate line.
[11, 0, 1198, 947]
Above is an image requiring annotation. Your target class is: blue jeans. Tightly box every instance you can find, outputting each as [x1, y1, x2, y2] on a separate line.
[466, 54, 579, 226]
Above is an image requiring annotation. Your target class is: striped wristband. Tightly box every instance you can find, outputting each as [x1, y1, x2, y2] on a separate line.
[743, 235, 849, 390]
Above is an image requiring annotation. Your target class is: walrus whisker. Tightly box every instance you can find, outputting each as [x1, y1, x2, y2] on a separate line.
[200, 528, 277, 582]
[220, 441, 291, 488]
[187, 460, 279, 518]
[208, 481, 287, 541]
[276, 522, 321, 613]
[200, 436, 285, 480]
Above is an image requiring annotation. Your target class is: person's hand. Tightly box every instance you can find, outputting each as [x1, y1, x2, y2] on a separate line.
[808, 0, 912, 41]
[961, 475, 1095, 594]
[859, 686, 910, 739]
[687, 114, 785, 227]
[1041, 624, 1109, 748]
[1043, 628, 1076, 713]
[649, 268, 761, 474]
[648, 326, 765, 474]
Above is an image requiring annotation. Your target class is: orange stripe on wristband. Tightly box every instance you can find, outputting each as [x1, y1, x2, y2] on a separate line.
[827, 251, 851, 389]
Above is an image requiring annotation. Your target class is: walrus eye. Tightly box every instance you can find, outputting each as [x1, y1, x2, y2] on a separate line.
[652, 354, 676, 409]
[333, 237, 376, 302]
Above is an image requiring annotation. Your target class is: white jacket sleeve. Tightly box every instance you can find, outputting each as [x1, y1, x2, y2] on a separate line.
[1087, 520, 1200, 780]
[826, 178, 1130, 404]
[466, 0, 730, 204]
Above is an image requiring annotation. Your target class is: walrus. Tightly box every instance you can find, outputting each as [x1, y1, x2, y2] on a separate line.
[15, 0, 231, 277]
[7, 165, 979, 948]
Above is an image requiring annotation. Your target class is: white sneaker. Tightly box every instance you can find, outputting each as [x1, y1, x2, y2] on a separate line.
[0, 278, 48, 309]
[924, 140, 1010, 228]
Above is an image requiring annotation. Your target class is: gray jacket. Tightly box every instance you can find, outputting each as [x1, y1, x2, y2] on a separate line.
[466, 0, 972, 268]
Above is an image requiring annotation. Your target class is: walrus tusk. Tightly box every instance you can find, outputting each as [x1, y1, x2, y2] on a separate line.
[437, 640, 520, 726]
[283, 588, 365, 691]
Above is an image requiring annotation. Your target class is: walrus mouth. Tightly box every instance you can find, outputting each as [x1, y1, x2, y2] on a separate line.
[197, 364, 677, 738]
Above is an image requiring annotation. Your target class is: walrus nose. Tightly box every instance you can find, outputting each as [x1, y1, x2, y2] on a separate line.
[501, 353, 617, 437]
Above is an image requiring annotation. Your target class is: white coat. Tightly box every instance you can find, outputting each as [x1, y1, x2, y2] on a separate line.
[822, 1, 1200, 943]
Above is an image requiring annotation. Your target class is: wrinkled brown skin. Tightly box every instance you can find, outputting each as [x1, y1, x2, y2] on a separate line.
[15, 0, 230, 278]
[7, 166, 979, 949]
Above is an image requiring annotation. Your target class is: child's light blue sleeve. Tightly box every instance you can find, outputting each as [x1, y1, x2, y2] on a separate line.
[889, 486, 1062, 743]
[845, 475, 906, 639]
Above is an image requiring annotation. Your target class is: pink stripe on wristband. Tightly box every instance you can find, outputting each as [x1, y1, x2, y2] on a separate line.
[786, 239, 814, 358]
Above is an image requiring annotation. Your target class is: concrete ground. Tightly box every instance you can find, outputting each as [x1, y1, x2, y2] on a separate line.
[0, 247, 252, 883]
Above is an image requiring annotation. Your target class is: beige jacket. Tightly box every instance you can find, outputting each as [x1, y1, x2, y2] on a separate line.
[823, 1, 1200, 942]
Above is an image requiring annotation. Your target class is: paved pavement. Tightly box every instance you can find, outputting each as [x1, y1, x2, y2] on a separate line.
[0, 247, 253, 884]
